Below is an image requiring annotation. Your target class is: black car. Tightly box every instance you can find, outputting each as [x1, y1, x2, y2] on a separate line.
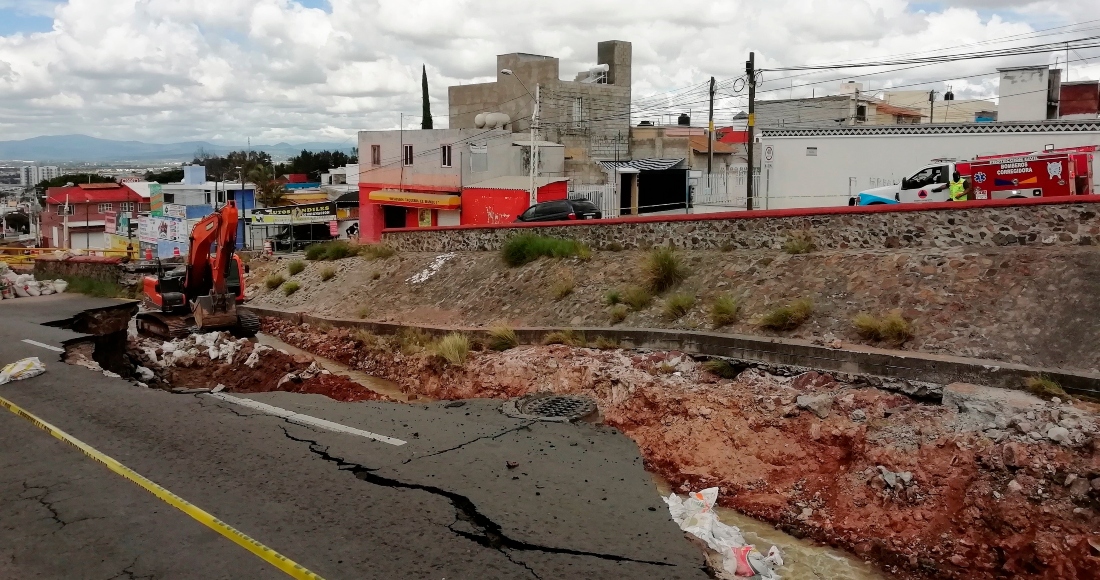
[515, 199, 602, 222]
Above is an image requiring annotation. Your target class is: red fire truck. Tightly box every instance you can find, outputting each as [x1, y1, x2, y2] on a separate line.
[851, 146, 1096, 205]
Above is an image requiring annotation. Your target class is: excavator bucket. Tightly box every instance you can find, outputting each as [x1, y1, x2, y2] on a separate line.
[192, 292, 238, 331]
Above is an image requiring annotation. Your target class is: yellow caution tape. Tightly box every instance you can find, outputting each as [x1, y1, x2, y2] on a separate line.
[0, 393, 325, 580]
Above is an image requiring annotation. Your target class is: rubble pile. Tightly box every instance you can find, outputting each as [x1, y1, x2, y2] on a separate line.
[263, 317, 1100, 579]
[126, 330, 391, 402]
[0, 262, 67, 299]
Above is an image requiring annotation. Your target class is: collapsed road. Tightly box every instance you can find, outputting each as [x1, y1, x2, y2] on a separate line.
[0, 294, 709, 579]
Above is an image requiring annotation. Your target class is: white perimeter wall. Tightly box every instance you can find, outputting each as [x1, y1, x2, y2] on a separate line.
[759, 123, 1100, 209]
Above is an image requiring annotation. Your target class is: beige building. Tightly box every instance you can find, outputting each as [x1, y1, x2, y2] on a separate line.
[448, 41, 632, 184]
[882, 90, 998, 124]
[629, 125, 743, 173]
[755, 83, 923, 128]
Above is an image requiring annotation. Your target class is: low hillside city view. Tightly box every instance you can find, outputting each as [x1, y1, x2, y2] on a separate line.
[3, 2, 1100, 579]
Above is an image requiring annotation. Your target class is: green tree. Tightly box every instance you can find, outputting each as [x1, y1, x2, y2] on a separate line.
[275, 150, 356, 181]
[249, 166, 287, 207]
[145, 168, 185, 183]
[35, 174, 116, 197]
[421, 64, 433, 130]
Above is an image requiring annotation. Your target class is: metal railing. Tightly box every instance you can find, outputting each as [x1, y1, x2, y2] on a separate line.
[568, 184, 620, 218]
[691, 167, 760, 212]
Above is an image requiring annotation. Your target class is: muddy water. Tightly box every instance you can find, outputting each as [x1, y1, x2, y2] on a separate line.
[255, 333, 418, 402]
[652, 478, 885, 580]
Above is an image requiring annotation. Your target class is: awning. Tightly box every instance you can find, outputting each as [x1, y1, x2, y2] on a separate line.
[368, 190, 461, 209]
[597, 158, 685, 172]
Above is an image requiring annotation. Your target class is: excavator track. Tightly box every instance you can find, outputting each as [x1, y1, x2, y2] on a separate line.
[136, 312, 195, 340]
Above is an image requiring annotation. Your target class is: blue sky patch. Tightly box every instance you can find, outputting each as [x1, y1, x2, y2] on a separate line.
[0, 8, 54, 36]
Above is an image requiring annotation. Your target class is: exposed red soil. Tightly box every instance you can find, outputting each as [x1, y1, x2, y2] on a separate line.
[263, 318, 1100, 580]
[128, 334, 391, 403]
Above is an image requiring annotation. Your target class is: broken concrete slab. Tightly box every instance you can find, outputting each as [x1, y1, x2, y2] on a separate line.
[795, 394, 834, 419]
[943, 382, 1044, 416]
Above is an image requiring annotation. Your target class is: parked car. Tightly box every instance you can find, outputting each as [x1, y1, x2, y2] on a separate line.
[515, 199, 602, 222]
[271, 224, 335, 251]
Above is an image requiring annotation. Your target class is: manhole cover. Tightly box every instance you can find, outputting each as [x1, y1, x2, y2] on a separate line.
[502, 394, 598, 422]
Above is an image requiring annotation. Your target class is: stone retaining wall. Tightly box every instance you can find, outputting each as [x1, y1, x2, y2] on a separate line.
[33, 256, 124, 284]
[382, 198, 1100, 252]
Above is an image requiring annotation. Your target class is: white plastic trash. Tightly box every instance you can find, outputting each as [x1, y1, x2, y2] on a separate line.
[0, 357, 46, 385]
[665, 488, 782, 579]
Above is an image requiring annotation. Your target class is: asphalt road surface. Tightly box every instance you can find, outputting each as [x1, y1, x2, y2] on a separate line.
[0, 294, 708, 579]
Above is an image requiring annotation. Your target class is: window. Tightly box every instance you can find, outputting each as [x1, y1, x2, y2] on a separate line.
[403, 144, 413, 166]
[441, 145, 452, 167]
[572, 97, 583, 128]
[97, 203, 113, 213]
[855, 104, 867, 122]
[470, 143, 488, 172]
[163, 193, 175, 203]
[371, 145, 381, 166]
[56, 205, 75, 216]
[120, 202, 135, 212]
[806, 147, 818, 156]
[903, 166, 949, 190]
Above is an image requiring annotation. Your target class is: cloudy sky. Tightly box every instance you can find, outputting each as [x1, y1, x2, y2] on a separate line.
[0, 0, 1097, 144]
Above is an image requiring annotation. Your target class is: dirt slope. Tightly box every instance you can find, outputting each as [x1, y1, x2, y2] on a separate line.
[247, 245, 1100, 372]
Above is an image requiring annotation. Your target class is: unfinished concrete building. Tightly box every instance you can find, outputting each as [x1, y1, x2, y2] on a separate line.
[448, 41, 632, 185]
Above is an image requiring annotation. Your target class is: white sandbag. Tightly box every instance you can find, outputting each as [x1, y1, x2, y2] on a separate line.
[24, 281, 41, 297]
[0, 357, 46, 385]
[53, 279, 68, 293]
[12, 283, 29, 298]
[665, 488, 783, 579]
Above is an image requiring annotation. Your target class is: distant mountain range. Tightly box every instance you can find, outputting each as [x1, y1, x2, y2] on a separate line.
[0, 134, 355, 163]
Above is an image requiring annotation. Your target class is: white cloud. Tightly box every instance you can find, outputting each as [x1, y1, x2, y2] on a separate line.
[0, 0, 1096, 144]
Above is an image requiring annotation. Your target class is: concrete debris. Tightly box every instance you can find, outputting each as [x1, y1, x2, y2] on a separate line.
[850, 409, 867, 422]
[795, 393, 834, 419]
[876, 466, 914, 490]
[211, 384, 226, 393]
[1046, 426, 1071, 444]
[134, 366, 156, 382]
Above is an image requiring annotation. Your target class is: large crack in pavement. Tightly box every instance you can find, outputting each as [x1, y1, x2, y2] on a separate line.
[400, 420, 538, 465]
[278, 425, 677, 578]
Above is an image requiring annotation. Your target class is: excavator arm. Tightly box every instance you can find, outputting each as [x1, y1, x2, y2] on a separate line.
[187, 202, 241, 331]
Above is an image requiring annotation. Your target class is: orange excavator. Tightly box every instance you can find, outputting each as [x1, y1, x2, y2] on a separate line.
[137, 201, 259, 339]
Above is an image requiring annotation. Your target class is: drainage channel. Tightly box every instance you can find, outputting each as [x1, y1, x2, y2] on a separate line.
[652, 476, 885, 580]
[254, 332, 415, 402]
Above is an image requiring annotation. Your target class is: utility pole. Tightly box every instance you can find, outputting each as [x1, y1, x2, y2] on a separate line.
[928, 90, 937, 124]
[745, 52, 756, 211]
[707, 76, 716, 175]
[528, 83, 541, 207]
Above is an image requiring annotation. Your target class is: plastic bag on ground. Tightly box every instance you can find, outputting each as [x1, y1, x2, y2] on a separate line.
[0, 357, 46, 385]
[665, 488, 782, 579]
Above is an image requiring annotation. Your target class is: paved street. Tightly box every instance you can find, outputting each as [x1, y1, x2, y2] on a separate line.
[0, 294, 707, 579]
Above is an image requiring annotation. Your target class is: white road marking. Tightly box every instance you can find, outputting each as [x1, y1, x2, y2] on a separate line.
[22, 339, 64, 353]
[207, 393, 407, 446]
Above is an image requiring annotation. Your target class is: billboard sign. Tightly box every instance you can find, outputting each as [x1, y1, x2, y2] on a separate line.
[251, 202, 336, 225]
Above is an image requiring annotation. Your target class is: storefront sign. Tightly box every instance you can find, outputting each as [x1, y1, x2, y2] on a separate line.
[164, 203, 186, 219]
[149, 183, 164, 216]
[251, 202, 336, 225]
[103, 211, 117, 235]
[367, 190, 461, 209]
[328, 220, 338, 236]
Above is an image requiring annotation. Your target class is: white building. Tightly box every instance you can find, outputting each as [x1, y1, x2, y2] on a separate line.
[998, 66, 1062, 122]
[19, 165, 60, 186]
[758, 119, 1100, 209]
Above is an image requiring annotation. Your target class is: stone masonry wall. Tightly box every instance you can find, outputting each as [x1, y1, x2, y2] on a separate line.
[382, 200, 1100, 252]
[33, 256, 123, 284]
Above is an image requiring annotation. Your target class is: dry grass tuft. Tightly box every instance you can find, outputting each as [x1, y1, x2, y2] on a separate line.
[320, 267, 337, 281]
[758, 299, 814, 330]
[397, 328, 434, 354]
[703, 359, 740, 379]
[543, 329, 586, 347]
[709, 294, 739, 328]
[643, 247, 688, 293]
[592, 336, 620, 349]
[356, 306, 371, 319]
[431, 333, 470, 366]
[282, 280, 300, 296]
[604, 289, 622, 305]
[1025, 376, 1067, 401]
[622, 286, 653, 311]
[782, 230, 816, 255]
[360, 244, 396, 260]
[663, 293, 695, 320]
[287, 260, 305, 275]
[608, 304, 628, 324]
[487, 325, 519, 351]
[852, 311, 913, 346]
[551, 270, 576, 300]
[265, 274, 285, 290]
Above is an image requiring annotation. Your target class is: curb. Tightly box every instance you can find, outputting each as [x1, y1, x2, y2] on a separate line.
[242, 305, 1100, 398]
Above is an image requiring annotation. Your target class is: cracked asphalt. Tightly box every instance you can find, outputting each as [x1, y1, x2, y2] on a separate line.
[1, 294, 709, 579]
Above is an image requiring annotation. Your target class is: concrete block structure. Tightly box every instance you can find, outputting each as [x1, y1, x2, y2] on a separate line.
[998, 66, 1062, 122]
[449, 40, 632, 185]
